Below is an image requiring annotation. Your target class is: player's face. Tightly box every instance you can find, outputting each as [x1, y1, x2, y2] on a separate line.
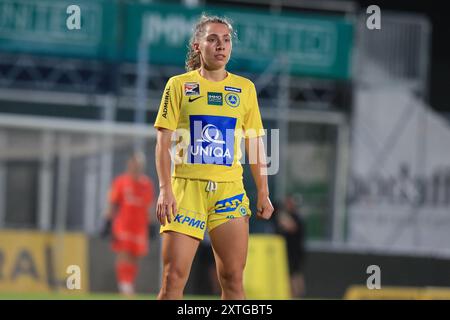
[196, 22, 232, 71]
[128, 158, 144, 176]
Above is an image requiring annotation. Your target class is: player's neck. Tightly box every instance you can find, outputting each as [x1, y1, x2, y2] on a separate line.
[127, 172, 140, 181]
[198, 67, 228, 82]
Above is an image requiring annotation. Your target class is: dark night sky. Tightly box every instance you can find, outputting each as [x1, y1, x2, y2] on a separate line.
[351, 0, 450, 113]
[210, 0, 449, 113]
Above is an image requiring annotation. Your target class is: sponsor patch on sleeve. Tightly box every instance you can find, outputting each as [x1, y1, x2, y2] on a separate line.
[224, 86, 242, 93]
[184, 82, 200, 96]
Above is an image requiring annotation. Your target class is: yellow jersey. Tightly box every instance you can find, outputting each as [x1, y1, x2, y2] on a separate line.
[154, 69, 265, 182]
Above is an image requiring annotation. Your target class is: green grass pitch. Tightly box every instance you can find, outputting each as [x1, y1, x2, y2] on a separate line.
[0, 292, 218, 300]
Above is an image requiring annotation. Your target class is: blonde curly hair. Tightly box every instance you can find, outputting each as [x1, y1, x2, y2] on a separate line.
[185, 14, 236, 72]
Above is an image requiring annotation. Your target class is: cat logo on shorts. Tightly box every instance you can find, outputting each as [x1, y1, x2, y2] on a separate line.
[214, 193, 244, 213]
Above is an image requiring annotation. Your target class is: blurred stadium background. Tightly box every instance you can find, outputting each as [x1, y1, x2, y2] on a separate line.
[0, 0, 449, 299]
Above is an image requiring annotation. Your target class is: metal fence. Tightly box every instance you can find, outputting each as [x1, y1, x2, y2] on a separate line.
[355, 11, 431, 97]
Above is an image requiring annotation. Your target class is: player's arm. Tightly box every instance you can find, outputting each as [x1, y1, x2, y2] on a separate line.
[101, 186, 120, 237]
[244, 82, 274, 220]
[104, 202, 118, 220]
[245, 136, 274, 220]
[104, 179, 121, 220]
[154, 77, 181, 225]
[155, 128, 177, 226]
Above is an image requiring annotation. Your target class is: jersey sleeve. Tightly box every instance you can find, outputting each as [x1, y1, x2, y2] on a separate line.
[109, 177, 123, 205]
[154, 77, 181, 131]
[243, 82, 265, 138]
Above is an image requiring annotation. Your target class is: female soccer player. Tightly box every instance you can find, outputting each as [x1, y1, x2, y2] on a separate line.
[154, 14, 274, 300]
[105, 152, 155, 296]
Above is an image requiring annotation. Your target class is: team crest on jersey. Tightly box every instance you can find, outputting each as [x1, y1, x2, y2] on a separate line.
[225, 93, 240, 107]
[189, 115, 236, 166]
[184, 82, 200, 96]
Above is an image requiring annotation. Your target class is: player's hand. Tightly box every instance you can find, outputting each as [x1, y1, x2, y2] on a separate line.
[156, 187, 177, 226]
[100, 217, 112, 238]
[278, 212, 297, 233]
[256, 193, 274, 220]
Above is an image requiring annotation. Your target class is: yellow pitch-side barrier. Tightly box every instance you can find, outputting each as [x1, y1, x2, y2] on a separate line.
[345, 285, 450, 300]
[244, 234, 291, 299]
[0, 230, 88, 293]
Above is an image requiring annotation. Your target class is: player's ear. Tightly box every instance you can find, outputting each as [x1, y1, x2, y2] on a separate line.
[193, 42, 200, 53]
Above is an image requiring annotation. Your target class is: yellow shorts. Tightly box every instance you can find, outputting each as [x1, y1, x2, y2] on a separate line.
[160, 177, 252, 240]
